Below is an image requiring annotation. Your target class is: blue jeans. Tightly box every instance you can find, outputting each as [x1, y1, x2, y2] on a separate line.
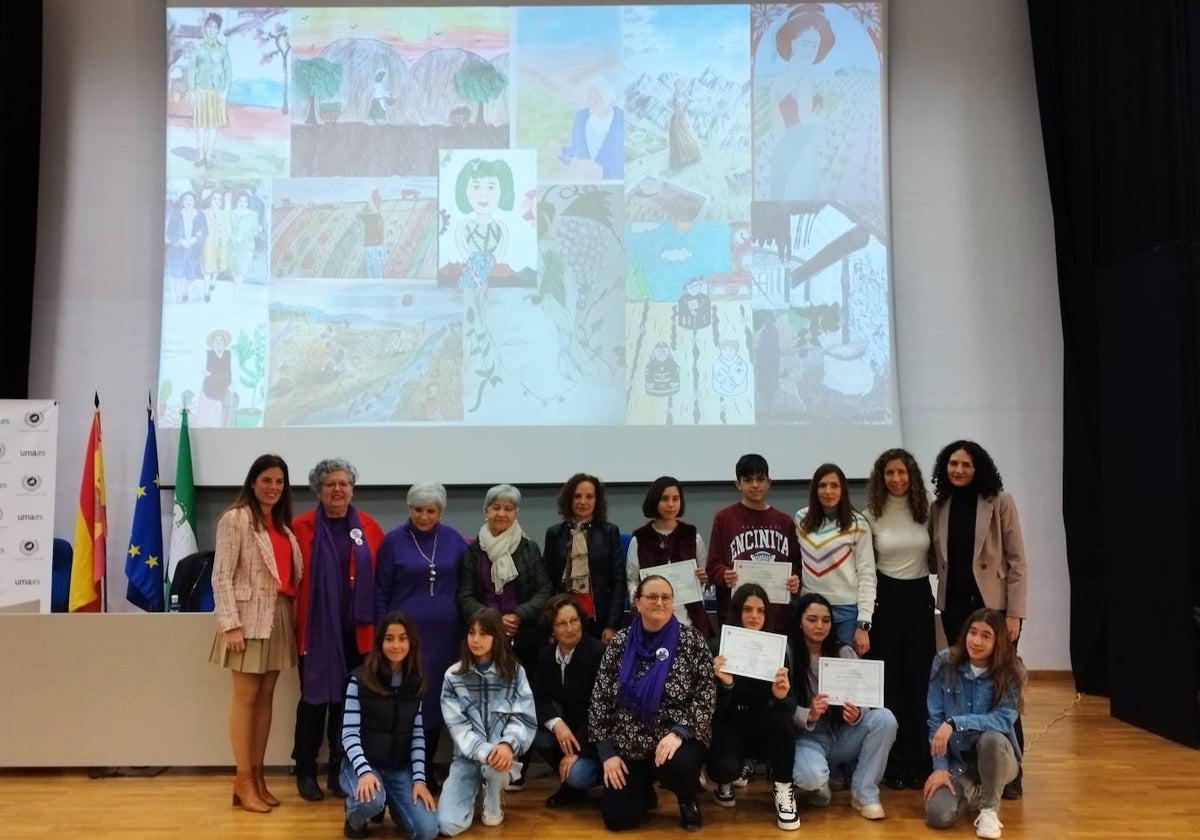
[792, 707, 898, 806]
[830, 604, 858, 648]
[437, 756, 508, 836]
[532, 729, 602, 789]
[339, 763, 438, 840]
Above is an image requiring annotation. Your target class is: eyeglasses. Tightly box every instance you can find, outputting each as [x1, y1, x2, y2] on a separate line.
[553, 617, 582, 629]
[640, 593, 673, 603]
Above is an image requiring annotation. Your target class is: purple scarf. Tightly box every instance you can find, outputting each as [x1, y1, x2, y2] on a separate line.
[617, 615, 681, 726]
[302, 504, 375, 704]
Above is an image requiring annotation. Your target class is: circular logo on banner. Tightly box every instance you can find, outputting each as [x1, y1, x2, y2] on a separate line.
[0, 507, 4, 521]
[0, 443, 6, 458]
[22, 475, 42, 492]
[20, 539, 38, 556]
[24, 411, 43, 428]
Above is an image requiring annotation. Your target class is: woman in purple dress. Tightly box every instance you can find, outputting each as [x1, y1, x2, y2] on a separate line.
[375, 482, 468, 792]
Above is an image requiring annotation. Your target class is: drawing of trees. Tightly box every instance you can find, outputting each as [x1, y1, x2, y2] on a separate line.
[454, 61, 508, 126]
[294, 57, 344, 125]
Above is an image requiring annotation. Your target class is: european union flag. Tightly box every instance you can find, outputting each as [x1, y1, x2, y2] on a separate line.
[125, 409, 164, 611]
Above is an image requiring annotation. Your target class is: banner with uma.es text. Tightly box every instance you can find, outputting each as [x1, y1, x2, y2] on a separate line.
[0, 400, 58, 613]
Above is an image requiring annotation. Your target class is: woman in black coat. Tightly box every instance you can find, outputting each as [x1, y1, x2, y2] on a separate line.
[543, 473, 626, 642]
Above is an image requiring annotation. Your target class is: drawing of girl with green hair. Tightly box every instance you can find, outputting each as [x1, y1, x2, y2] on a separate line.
[455, 158, 514, 290]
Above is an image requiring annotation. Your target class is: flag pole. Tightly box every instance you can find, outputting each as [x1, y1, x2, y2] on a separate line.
[96, 391, 109, 614]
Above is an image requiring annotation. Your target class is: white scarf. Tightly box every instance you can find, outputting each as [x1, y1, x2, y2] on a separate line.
[478, 520, 524, 592]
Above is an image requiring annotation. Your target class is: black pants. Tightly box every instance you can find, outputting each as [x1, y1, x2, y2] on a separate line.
[601, 739, 706, 831]
[872, 574, 936, 780]
[706, 705, 793, 784]
[292, 634, 362, 778]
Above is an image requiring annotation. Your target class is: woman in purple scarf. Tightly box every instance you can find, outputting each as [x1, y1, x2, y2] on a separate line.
[587, 575, 716, 833]
[375, 482, 468, 793]
[291, 458, 384, 803]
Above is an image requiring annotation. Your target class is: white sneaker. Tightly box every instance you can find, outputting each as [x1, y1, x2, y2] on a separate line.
[713, 782, 735, 807]
[481, 782, 505, 826]
[481, 809, 504, 827]
[807, 783, 831, 807]
[733, 760, 755, 788]
[773, 782, 800, 831]
[851, 797, 886, 820]
[974, 807, 1003, 839]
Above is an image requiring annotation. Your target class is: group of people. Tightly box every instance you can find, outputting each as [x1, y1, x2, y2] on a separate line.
[209, 440, 1028, 840]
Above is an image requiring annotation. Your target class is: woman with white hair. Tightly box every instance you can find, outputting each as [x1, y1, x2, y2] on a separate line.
[291, 457, 385, 802]
[375, 482, 469, 791]
[457, 484, 553, 674]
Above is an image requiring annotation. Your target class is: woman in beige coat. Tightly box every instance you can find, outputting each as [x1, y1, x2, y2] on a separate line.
[209, 454, 303, 813]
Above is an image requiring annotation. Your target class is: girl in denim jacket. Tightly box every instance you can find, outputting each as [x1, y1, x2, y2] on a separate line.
[438, 609, 536, 835]
[923, 608, 1025, 839]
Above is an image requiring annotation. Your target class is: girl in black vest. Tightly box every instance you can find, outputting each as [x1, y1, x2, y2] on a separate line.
[339, 612, 438, 840]
[626, 476, 712, 639]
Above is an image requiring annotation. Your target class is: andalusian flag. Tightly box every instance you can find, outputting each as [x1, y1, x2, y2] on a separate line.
[69, 394, 107, 612]
[167, 408, 198, 588]
[125, 407, 164, 611]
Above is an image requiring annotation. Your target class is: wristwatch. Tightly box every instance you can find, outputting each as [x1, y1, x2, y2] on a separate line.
[856, 621, 872, 632]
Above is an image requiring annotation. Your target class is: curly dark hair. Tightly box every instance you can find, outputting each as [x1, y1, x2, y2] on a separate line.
[556, 472, 608, 524]
[931, 440, 1004, 502]
[865, 448, 929, 523]
[797, 463, 855, 535]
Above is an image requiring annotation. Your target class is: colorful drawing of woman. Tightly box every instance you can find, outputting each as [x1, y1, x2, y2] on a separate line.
[767, 6, 835, 199]
[455, 158, 514, 290]
[189, 12, 233, 169]
[165, 191, 208, 304]
[668, 78, 702, 171]
[228, 192, 261, 299]
[202, 191, 230, 302]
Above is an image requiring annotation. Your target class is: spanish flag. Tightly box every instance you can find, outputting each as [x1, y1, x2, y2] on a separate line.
[69, 394, 107, 612]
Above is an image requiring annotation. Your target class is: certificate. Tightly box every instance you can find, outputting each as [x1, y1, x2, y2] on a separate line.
[641, 559, 703, 605]
[717, 626, 788, 682]
[732, 559, 792, 605]
[817, 657, 885, 707]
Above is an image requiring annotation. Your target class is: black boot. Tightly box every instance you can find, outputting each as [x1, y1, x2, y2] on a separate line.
[296, 774, 324, 802]
[679, 798, 703, 832]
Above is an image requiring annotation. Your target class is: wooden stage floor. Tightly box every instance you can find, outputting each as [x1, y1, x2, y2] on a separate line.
[1, 675, 1195, 839]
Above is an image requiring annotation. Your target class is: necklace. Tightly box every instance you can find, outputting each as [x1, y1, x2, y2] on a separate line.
[410, 528, 439, 596]
[520, 380, 576, 407]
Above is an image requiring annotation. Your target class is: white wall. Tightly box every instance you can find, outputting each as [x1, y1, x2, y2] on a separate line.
[30, 0, 1068, 667]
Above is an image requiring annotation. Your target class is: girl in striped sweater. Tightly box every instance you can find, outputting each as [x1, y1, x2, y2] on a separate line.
[339, 612, 438, 840]
[795, 463, 876, 655]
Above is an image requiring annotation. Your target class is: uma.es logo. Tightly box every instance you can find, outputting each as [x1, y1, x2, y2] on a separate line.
[23, 411, 44, 428]
[21, 475, 41, 492]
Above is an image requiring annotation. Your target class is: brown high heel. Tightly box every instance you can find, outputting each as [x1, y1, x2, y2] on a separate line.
[253, 765, 280, 807]
[232, 771, 271, 813]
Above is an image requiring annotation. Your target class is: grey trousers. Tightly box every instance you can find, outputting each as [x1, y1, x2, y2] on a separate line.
[926, 731, 1019, 828]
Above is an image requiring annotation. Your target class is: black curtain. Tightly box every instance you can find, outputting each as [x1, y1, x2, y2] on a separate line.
[1028, 0, 1200, 747]
[0, 3, 41, 398]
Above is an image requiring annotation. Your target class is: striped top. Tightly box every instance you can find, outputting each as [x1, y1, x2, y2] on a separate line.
[341, 671, 426, 783]
[795, 508, 876, 623]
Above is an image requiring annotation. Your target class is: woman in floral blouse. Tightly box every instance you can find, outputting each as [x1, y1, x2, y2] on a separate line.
[587, 574, 716, 833]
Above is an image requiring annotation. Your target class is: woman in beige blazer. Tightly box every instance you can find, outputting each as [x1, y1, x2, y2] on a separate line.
[928, 440, 1027, 644]
[208, 454, 303, 813]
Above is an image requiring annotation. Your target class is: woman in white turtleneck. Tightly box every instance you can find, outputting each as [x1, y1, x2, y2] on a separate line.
[862, 448, 934, 792]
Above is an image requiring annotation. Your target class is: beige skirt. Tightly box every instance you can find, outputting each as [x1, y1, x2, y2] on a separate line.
[208, 597, 297, 674]
[193, 89, 227, 128]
